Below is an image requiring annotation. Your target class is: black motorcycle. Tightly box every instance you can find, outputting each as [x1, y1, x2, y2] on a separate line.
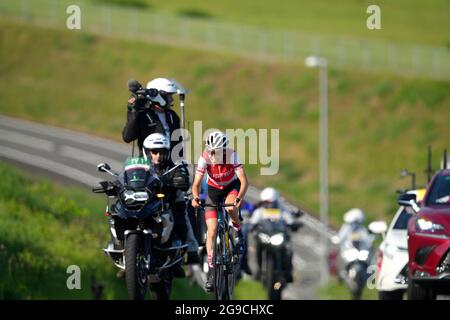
[252, 213, 300, 300]
[92, 157, 187, 300]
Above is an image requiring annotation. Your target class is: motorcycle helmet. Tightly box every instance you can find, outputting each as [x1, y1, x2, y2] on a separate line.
[343, 208, 365, 224]
[146, 77, 178, 108]
[143, 133, 170, 162]
[260, 187, 280, 203]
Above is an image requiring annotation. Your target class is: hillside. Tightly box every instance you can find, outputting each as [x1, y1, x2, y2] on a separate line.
[92, 0, 450, 46]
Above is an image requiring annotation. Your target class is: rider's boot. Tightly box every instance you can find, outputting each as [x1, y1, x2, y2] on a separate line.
[204, 267, 214, 292]
[172, 263, 186, 278]
[235, 229, 245, 255]
[187, 251, 201, 264]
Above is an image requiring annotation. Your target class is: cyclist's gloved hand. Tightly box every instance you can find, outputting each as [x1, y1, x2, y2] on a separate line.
[191, 197, 201, 209]
[234, 197, 242, 209]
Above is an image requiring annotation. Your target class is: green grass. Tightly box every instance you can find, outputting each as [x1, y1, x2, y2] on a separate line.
[97, 0, 450, 46]
[235, 279, 267, 300]
[0, 20, 449, 229]
[1, 0, 449, 80]
[317, 279, 378, 300]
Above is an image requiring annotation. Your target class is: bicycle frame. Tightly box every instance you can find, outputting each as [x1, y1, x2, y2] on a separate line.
[202, 202, 239, 300]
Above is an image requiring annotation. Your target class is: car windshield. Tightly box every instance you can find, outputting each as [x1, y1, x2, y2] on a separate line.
[392, 208, 413, 230]
[427, 174, 450, 205]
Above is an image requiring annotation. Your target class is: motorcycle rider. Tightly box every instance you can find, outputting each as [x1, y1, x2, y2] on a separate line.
[249, 187, 295, 282]
[191, 131, 249, 292]
[142, 133, 201, 270]
[122, 77, 199, 264]
[334, 208, 373, 299]
[335, 208, 369, 245]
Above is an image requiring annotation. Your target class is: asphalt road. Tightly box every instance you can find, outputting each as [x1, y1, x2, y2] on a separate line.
[0, 115, 330, 300]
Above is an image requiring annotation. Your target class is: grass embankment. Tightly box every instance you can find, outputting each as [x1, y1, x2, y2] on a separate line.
[0, 160, 264, 299]
[317, 279, 379, 300]
[0, 20, 449, 227]
[93, 0, 450, 46]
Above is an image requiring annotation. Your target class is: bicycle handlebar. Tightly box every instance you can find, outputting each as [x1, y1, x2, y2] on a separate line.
[200, 202, 236, 208]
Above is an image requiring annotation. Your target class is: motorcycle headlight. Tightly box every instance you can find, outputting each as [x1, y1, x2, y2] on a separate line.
[121, 190, 149, 206]
[270, 233, 285, 246]
[358, 250, 369, 261]
[258, 233, 271, 243]
[122, 190, 136, 205]
[343, 248, 359, 262]
[416, 217, 445, 232]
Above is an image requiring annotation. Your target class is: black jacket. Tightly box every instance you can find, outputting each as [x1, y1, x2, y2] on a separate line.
[122, 107, 181, 156]
[154, 160, 190, 204]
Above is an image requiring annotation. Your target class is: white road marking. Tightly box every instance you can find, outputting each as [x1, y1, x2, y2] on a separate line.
[0, 128, 55, 152]
[0, 146, 99, 187]
[0, 115, 129, 155]
[59, 145, 123, 171]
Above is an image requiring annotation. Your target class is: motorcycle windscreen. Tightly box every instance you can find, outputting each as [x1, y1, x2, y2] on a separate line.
[261, 208, 282, 221]
[124, 168, 151, 189]
[123, 157, 153, 189]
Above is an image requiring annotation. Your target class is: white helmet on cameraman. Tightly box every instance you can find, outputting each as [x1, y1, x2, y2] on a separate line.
[260, 187, 280, 203]
[205, 131, 229, 151]
[146, 78, 178, 108]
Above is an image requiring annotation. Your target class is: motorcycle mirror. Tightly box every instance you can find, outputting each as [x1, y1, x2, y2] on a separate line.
[97, 163, 111, 172]
[292, 209, 304, 219]
[330, 235, 340, 245]
[97, 163, 119, 177]
[368, 221, 388, 235]
[290, 222, 303, 232]
[397, 193, 420, 212]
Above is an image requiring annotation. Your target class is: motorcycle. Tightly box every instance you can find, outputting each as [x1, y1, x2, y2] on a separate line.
[336, 228, 375, 300]
[252, 208, 300, 300]
[92, 157, 188, 300]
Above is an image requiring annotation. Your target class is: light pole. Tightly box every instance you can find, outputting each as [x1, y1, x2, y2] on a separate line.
[305, 56, 329, 285]
[400, 169, 416, 190]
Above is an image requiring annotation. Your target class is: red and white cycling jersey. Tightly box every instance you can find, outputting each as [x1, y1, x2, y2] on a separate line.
[195, 148, 243, 190]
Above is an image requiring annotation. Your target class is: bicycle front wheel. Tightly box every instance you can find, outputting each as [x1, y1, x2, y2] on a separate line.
[225, 228, 237, 300]
[213, 229, 226, 300]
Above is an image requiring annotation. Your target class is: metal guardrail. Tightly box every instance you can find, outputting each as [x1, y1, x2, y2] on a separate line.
[1, 0, 449, 80]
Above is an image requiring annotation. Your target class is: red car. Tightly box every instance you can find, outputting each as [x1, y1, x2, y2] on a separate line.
[401, 169, 450, 299]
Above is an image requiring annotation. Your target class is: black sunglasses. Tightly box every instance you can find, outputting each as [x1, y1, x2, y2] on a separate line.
[150, 149, 168, 155]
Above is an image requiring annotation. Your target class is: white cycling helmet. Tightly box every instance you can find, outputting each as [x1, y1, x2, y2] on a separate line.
[343, 208, 365, 224]
[146, 78, 178, 108]
[205, 131, 229, 151]
[260, 187, 280, 203]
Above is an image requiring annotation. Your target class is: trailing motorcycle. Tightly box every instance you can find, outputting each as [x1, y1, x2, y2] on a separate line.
[92, 157, 188, 300]
[252, 209, 300, 300]
[335, 228, 375, 300]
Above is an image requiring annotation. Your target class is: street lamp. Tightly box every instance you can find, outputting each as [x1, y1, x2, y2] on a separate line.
[400, 169, 416, 190]
[305, 55, 329, 285]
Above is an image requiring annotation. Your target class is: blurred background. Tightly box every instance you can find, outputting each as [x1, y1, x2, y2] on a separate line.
[0, 0, 449, 299]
